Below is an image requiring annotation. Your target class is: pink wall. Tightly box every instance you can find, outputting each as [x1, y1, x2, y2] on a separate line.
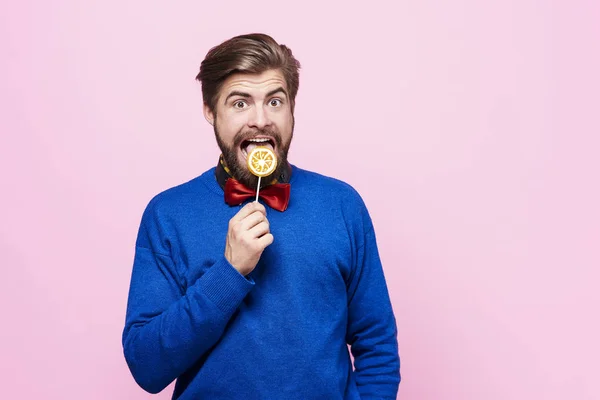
[1, 1, 598, 399]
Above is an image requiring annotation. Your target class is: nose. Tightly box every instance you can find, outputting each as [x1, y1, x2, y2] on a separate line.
[248, 104, 271, 129]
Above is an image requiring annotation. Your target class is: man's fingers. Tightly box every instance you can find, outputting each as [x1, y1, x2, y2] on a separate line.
[230, 202, 266, 225]
[248, 220, 270, 239]
[238, 210, 267, 232]
[256, 233, 274, 248]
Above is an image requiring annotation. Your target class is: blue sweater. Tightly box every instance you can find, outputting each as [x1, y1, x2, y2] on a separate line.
[123, 166, 400, 399]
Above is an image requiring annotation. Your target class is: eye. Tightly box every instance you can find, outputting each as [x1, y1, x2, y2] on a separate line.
[269, 99, 282, 107]
[233, 100, 247, 109]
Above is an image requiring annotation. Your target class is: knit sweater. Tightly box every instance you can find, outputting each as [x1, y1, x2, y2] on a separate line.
[122, 165, 400, 399]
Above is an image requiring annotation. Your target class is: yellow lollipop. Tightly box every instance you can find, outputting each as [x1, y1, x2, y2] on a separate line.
[246, 146, 278, 203]
[247, 146, 278, 177]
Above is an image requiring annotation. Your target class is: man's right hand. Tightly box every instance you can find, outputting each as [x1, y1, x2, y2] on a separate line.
[225, 202, 274, 276]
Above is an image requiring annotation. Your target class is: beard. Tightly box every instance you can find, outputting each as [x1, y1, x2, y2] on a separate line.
[214, 118, 294, 189]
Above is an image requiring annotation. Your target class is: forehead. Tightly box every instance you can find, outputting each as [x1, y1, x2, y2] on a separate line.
[219, 69, 288, 99]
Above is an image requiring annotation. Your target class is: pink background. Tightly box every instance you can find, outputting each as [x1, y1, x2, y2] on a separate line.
[1, 1, 599, 399]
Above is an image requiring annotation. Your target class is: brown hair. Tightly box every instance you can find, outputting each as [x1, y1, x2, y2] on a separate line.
[196, 33, 301, 113]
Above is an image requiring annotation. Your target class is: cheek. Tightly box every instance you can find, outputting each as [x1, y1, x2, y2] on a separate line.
[275, 111, 294, 132]
[217, 116, 244, 142]
[284, 114, 294, 135]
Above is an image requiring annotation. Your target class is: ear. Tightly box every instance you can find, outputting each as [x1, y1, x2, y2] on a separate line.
[203, 103, 215, 126]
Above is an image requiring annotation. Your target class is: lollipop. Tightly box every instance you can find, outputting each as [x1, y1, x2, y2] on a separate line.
[247, 146, 278, 202]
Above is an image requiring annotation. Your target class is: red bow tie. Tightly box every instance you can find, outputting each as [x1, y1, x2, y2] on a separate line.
[224, 178, 291, 212]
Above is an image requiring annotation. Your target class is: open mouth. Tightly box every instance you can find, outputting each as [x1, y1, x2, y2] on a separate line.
[241, 137, 276, 159]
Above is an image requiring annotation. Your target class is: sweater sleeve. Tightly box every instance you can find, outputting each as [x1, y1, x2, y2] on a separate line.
[346, 225, 401, 399]
[122, 202, 254, 394]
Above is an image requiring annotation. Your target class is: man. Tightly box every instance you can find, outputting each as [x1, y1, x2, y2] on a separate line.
[123, 33, 400, 399]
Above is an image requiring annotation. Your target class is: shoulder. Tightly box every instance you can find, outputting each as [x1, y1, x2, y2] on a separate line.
[135, 169, 216, 249]
[292, 166, 375, 251]
[291, 166, 372, 231]
[142, 168, 217, 220]
[292, 166, 367, 209]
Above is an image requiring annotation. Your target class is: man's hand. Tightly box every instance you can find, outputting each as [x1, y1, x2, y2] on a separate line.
[225, 202, 274, 276]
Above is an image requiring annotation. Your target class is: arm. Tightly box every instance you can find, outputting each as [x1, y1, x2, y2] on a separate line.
[346, 226, 401, 399]
[122, 203, 255, 394]
[123, 251, 253, 394]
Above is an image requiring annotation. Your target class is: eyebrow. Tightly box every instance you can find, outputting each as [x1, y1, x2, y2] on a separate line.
[266, 87, 288, 98]
[223, 87, 288, 104]
[224, 91, 250, 104]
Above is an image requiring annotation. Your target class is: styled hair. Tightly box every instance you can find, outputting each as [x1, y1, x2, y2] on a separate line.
[196, 33, 301, 113]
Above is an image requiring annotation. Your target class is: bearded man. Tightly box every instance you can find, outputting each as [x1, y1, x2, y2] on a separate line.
[123, 33, 400, 399]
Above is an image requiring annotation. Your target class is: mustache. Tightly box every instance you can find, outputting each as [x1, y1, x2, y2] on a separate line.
[233, 128, 283, 149]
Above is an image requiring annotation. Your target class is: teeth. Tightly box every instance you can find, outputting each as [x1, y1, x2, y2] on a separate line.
[242, 138, 272, 159]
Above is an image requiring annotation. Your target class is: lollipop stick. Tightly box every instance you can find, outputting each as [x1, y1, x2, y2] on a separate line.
[255, 176, 261, 202]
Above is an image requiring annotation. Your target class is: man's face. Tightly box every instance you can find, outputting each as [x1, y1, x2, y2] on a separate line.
[204, 69, 294, 188]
